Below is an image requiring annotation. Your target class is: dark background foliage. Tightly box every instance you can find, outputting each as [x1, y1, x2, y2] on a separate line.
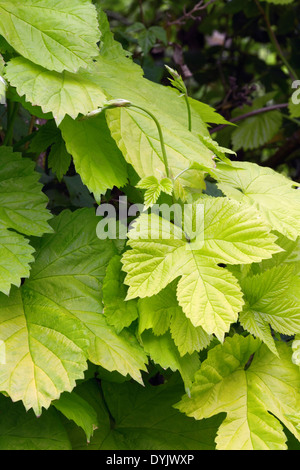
[1, 0, 300, 209]
[99, 0, 300, 178]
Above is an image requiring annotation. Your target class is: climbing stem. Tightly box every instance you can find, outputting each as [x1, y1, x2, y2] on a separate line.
[184, 94, 192, 132]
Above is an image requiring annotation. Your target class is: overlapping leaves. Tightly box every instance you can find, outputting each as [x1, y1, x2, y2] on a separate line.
[216, 161, 300, 240]
[0, 0, 100, 73]
[0, 209, 148, 415]
[0, 146, 52, 294]
[0, 0, 300, 452]
[121, 196, 281, 341]
[176, 335, 300, 450]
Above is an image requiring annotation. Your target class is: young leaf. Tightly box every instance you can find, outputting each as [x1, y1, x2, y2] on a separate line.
[136, 176, 173, 209]
[0, 0, 100, 73]
[122, 198, 281, 340]
[176, 335, 300, 450]
[138, 282, 212, 356]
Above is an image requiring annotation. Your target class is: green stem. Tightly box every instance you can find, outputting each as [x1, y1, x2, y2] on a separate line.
[174, 167, 190, 182]
[3, 101, 19, 146]
[184, 94, 192, 132]
[130, 104, 171, 178]
[255, 0, 298, 81]
[282, 113, 300, 126]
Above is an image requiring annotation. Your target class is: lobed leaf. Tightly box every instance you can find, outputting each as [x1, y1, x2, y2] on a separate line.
[176, 335, 300, 450]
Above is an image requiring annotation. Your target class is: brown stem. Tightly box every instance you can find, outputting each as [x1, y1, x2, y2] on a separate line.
[166, 0, 218, 27]
[210, 103, 289, 134]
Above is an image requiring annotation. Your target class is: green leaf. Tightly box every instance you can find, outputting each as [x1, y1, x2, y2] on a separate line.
[138, 282, 212, 356]
[68, 376, 222, 450]
[0, 286, 89, 416]
[101, 375, 223, 450]
[239, 265, 300, 354]
[5, 57, 107, 125]
[53, 391, 98, 443]
[30, 209, 147, 385]
[81, 54, 215, 191]
[292, 337, 300, 366]
[96, 4, 132, 61]
[122, 198, 281, 340]
[106, 104, 214, 193]
[136, 176, 173, 209]
[103, 255, 138, 333]
[231, 110, 282, 151]
[48, 136, 71, 181]
[176, 258, 244, 341]
[0, 0, 100, 73]
[80, 313, 148, 385]
[176, 335, 300, 450]
[0, 208, 142, 415]
[0, 146, 52, 236]
[189, 97, 232, 126]
[60, 114, 128, 202]
[216, 160, 300, 240]
[138, 283, 180, 337]
[170, 305, 212, 356]
[61, 378, 126, 450]
[141, 330, 200, 391]
[0, 146, 51, 294]
[0, 226, 35, 295]
[0, 394, 71, 450]
[196, 196, 282, 264]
